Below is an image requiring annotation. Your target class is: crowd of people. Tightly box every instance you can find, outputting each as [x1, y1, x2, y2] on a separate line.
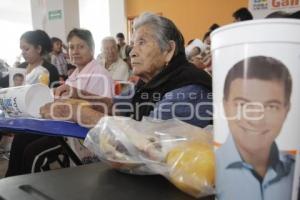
[0, 11, 215, 177]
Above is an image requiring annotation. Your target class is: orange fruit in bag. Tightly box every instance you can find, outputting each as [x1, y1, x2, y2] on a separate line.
[166, 141, 215, 196]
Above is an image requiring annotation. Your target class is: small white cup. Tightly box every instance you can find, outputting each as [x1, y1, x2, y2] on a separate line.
[0, 83, 54, 118]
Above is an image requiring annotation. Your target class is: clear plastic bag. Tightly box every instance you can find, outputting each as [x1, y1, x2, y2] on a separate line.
[84, 116, 215, 198]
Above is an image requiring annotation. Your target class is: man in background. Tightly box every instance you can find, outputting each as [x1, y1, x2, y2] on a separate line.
[233, 7, 253, 22]
[116, 32, 131, 61]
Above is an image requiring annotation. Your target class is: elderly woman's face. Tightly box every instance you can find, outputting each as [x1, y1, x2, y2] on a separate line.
[102, 41, 119, 63]
[68, 36, 93, 68]
[130, 26, 171, 82]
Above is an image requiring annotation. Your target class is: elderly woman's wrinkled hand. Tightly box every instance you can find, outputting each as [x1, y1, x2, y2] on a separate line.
[54, 84, 78, 99]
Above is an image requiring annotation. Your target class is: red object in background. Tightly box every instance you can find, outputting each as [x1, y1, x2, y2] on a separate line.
[114, 81, 122, 95]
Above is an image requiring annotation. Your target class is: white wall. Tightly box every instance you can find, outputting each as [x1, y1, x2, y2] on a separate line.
[30, 0, 48, 31]
[64, 0, 79, 42]
[79, 0, 127, 56]
[31, 0, 79, 43]
[0, 0, 32, 66]
[109, 0, 126, 39]
[79, 0, 110, 57]
[0, 0, 127, 65]
[43, 0, 65, 39]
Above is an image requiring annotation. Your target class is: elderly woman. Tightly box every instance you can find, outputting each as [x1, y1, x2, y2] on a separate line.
[96, 36, 130, 81]
[41, 13, 212, 129]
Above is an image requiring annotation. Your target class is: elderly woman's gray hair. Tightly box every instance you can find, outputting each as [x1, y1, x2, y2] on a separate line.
[101, 36, 118, 50]
[67, 28, 95, 53]
[133, 12, 185, 57]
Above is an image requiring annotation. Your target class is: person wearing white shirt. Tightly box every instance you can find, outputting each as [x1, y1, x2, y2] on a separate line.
[98, 36, 130, 81]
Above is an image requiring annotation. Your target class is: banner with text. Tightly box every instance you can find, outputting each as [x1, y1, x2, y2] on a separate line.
[249, 0, 300, 18]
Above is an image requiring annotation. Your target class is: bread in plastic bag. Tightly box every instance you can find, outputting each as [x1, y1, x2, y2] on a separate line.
[84, 116, 215, 198]
[84, 116, 155, 174]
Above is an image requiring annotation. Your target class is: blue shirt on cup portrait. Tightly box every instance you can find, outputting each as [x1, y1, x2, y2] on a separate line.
[216, 135, 295, 200]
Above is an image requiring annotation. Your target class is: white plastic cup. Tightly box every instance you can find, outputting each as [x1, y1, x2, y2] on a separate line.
[211, 19, 300, 200]
[211, 18, 300, 150]
[0, 83, 53, 118]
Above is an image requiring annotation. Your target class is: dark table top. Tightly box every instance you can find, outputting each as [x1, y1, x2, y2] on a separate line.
[0, 163, 214, 200]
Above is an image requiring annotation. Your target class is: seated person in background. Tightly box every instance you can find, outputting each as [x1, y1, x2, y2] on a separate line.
[266, 10, 300, 19]
[57, 63, 76, 86]
[190, 54, 208, 71]
[187, 46, 201, 61]
[6, 28, 113, 176]
[232, 7, 253, 22]
[116, 32, 131, 61]
[20, 30, 59, 86]
[54, 28, 114, 163]
[185, 39, 205, 70]
[6, 30, 59, 177]
[289, 10, 300, 19]
[58, 29, 114, 98]
[50, 37, 68, 77]
[217, 56, 294, 200]
[41, 12, 213, 129]
[66, 63, 76, 77]
[1, 30, 59, 88]
[265, 11, 291, 18]
[185, 38, 203, 61]
[97, 36, 130, 81]
[196, 24, 219, 75]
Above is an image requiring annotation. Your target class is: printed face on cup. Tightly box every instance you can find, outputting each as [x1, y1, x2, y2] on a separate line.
[223, 78, 290, 152]
[13, 74, 25, 86]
